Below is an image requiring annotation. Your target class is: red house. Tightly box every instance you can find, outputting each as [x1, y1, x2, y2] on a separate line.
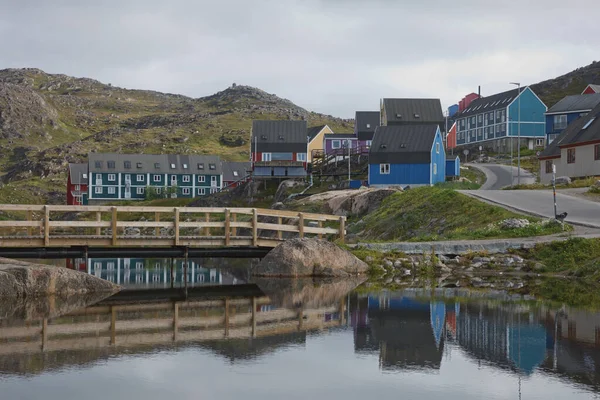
[458, 92, 480, 112]
[582, 84, 600, 95]
[67, 163, 89, 205]
[446, 122, 457, 149]
[222, 161, 251, 189]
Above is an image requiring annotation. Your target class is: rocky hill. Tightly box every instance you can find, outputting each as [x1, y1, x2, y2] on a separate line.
[0, 68, 352, 203]
[531, 61, 600, 108]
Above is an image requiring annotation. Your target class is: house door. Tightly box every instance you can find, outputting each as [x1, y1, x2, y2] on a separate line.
[171, 175, 177, 186]
[211, 176, 217, 187]
[124, 174, 131, 199]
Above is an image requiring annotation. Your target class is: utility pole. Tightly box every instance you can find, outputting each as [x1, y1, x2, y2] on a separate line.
[510, 82, 521, 185]
[347, 140, 351, 183]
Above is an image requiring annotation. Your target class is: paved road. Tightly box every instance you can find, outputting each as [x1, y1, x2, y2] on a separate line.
[468, 164, 535, 190]
[463, 189, 600, 228]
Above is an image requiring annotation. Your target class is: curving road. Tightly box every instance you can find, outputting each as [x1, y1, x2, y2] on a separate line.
[469, 163, 536, 190]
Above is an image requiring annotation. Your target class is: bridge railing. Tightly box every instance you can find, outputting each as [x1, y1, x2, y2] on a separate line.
[0, 205, 346, 248]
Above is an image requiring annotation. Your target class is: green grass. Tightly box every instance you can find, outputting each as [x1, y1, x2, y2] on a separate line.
[506, 176, 600, 190]
[351, 187, 569, 242]
[435, 181, 481, 190]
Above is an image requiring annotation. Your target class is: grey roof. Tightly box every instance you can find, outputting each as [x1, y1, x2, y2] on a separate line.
[252, 120, 308, 152]
[68, 163, 89, 184]
[222, 161, 251, 182]
[455, 88, 519, 118]
[88, 153, 223, 174]
[324, 133, 356, 139]
[540, 102, 600, 158]
[382, 99, 444, 125]
[307, 125, 327, 142]
[546, 93, 600, 114]
[355, 111, 381, 140]
[369, 125, 439, 164]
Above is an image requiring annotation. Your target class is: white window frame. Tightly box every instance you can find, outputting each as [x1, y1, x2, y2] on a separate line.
[536, 139, 544, 146]
[170, 163, 176, 169]
[433, 163, 437, 175]
[183, 163, 188, 169]
[74, 184, 80, 191]
[108, 174, 116, 182]
[554, 115, 568, 130]
[182, 188, 190, 195]
[155, 188, 162, 194]
[211, 176, 218, 187]
[137, 187, 145, 195]
[95, 187, 102, 194]
[108, 187, 116, 194]
[366, 140, 372, 147]
[366, 123, 371, 129]
[153, 175, 161, 182]
[137, 174, 144, 182]
[380, 163, 390, 175]
[332, 140, 341, 149]
[198, 175, 206, 183]
[182, 175, 190, 183]
[233, 171, 239, 177]
[297, 153, 307, 162]
[262, 153, 272, 162]
[198, 188, 206, 195]
[210, 188, 218, 194]
[82, 173, 88, 179]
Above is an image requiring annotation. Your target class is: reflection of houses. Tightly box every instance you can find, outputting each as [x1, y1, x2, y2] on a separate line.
[352, 295, 445, 370]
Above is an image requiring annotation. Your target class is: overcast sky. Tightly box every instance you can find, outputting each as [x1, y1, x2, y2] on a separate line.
[0, 0, 598, 118]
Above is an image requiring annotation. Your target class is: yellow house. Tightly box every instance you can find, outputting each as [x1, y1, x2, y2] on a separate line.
[307, 125, 333, 162]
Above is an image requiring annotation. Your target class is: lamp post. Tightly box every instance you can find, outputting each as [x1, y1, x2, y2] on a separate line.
[510, 82, 521, 185]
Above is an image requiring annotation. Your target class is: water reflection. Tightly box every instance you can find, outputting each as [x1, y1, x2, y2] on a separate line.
[2, 283, 600, 398]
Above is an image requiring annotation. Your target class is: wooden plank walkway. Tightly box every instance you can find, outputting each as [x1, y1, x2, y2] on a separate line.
[0, 205, 346, 248]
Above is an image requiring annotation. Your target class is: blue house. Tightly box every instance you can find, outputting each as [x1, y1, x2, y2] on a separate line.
[455, 86, 547, 151]
[445, 156, 460, 178]
[545, 93, 600, 144]
[368, 125, 445, 187]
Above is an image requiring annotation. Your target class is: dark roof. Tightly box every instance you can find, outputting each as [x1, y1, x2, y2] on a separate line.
[222, 161, 251, 182]
[355, 111, 381, 140]
[540, 102, 600, 158]
[382, 99, 444, 125]
[455, 88, 519, 118]
[68, 163, 88, 184]
[307, 125, 328, 142]
[546, 93, 600, 114]
[88, 153, 222, 174]
[369, 125, 439, 164]
[324, 133, 356, 140]
[252, 120, 308, 152]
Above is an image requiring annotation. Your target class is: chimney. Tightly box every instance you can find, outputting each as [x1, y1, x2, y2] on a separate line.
[478, 86, 481, 98]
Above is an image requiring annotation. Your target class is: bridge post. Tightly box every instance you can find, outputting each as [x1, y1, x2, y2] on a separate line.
[298, 213, 304, 238]
[277, 217, 282, 240]
[41, 318, 48, 351]
[224, 209, 231, 246]
[224, 298, 230, 338]
[204, 213, 210, 236]
[26, 210, 32, 237]
[318, 221, 323, 239]
[252, 209, 258, 247]
[96, 211, 102, 236]
[110, 306, 117, 345]
[174, 208, 180, 246]
[251, 297, 257, 337]
[232, 213, 237, 236]
[155, 212, 160, 237]
[173, 302, 179, 342]
[43, 206, 50, 246]
[111, 207, 117, 246]
[339, 216, 346, 243]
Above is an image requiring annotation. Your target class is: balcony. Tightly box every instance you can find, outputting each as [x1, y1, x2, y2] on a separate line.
[254, 161, 305, 167]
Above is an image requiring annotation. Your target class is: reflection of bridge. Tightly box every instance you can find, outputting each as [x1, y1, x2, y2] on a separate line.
[0, 205, 346, 257]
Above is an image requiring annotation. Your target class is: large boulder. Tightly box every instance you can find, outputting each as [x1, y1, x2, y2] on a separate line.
[253, 238, 368, 277]
[0, 258, 120, 299]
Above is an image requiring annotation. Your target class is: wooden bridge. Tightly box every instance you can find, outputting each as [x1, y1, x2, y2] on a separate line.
[0, 205, 345, 253]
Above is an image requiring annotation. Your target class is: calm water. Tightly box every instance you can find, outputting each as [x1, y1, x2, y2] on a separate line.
[1, 261, 600, 399]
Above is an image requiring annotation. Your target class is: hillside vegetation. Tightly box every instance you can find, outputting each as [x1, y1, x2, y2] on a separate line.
[531, 61, 600, 108]
[0, 69, 351, 204]
[351, 187, 568, 241]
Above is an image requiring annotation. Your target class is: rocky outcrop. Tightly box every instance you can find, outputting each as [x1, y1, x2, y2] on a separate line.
[296, 187, 400, 216]
[253, 238, 368, 277]
[0, 258, 119, 299]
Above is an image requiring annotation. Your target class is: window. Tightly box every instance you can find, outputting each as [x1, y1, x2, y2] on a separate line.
[545, 160, 553, 173]
[153, 175, 161, 182]
[297, 153, 307, 162]
[182, 188, 190, 195]
[583, 117, 596, 130]
[170, 163, 176, 169]
[136, 262, 143, 269]
[107, 262, 115, 270]
[154, 163, 160, 169]
[95, 161, 102, 168]
[567, 148, 576, 164]
[478, 115, 482, 123]
[501, 110, 506, 122]
[233, 171, 239, 177]
[155, 188, 162, 194]
[124, 161, 131, 169]
[74, 185, 80, 191]
[107, 161, 115, 169]
[211, 176, 217, 186]
[198, 188, 206, 195]
[380, 163, 390, 174]
[209, 163, 216, 170]
[137, 187, 145, 195]
[198, 175, 206, 183]
[95, 187, 102, 194]
[554, 115, 568, 130]
[262, 153, 272, 162]
[433, 163, 437, 175]
[536, 139, 545, 147]
[108, 187, 116, 194]
[137, 162, 143, 169]
[197, 163, 204, 170]
[137, 174, 144, 182]
[210, 188, 218, 194]
[366, 123, 371, 129]
[436, 143, 440, 154]
[108, 174, 116, 181]
[595, 144, 600, 161]
[366, 140, 372, 147]
[82, 173, 88, 179]
[183, 163, 188, 169]
[332, 140, 341, 149]
[182, 175, 190, 182]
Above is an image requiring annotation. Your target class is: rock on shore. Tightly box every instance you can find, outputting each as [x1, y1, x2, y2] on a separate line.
[253, 238, 368, 277]
[0, 258, 119, 298]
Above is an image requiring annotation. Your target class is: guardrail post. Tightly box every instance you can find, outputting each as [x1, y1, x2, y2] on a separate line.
[155, 212, 160, 237]
[111, 207, 117, 246]
[43, 206, 50, 246]
[232, 213, 237, 236]
[204, 213, 210, 236]
[339, 216, 346, 243]
[298, 212, 304, 238]
[224, 208, 230, 246]
[252, 208, 258, 246]
[174, 208, 180, 246]
[277, 217, 282, 240]
[318, 221, 323, 239]
[96, 211, 102, 236]
[27, 210, 32, 237]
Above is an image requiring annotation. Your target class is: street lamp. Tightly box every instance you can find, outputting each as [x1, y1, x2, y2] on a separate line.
[510, 82, 521, 185]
